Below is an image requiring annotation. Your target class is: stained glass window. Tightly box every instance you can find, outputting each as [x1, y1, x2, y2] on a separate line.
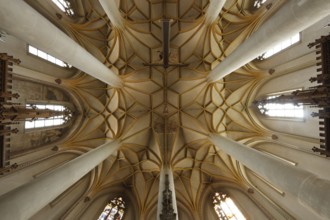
[98, 197, 125, 220]
[213, 192, 246, 220]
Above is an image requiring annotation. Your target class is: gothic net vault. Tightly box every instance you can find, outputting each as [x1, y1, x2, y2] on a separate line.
[0, 0, 330, 220]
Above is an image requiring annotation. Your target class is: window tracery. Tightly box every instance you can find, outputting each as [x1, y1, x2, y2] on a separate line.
[25, 104, 72, 129]
[256, 94, 304, 118]
[28, 45, 72, 68]
[213, 192, 246, 220]
[253, 0, 267, 8]
[97, 197, 125, 220]
[257, 33, 300, 60]
[52, 0, 74, 16]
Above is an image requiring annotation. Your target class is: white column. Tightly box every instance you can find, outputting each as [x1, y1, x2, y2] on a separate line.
[209, 134, 330, 219]
[205, 0, 226, 25]
[207, 0, 330, 82]
[0, 0, 123, 88]
[157, 166, 178, 220]
[0, 141, 121, 220]
[99, 0, 124, 30]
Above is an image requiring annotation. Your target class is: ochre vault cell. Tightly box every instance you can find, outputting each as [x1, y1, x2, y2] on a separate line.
[0, 0, 330, 220]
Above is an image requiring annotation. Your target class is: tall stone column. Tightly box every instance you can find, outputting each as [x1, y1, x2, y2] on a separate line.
[207, 0, 330, 82]
[157, 166, 178, 220]
[0, 141, 121, 220]
[205, 0, 226, 25]
[209, 134, 330, 219]
[0, 0, 123, 88]
[99, 0, 124, 30]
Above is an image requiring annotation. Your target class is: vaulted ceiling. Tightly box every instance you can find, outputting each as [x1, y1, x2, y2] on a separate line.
[27, 0, 275, 215]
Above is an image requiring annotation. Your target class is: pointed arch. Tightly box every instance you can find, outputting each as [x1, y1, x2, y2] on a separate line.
[97, 197, 125, 220]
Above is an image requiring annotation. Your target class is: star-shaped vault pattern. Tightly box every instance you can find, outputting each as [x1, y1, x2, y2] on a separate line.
[32, 0, 273, 217]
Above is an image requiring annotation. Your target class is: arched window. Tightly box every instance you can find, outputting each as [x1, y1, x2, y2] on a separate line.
[256, 94, 304, 118]
[25, 104, 72, 129]
[213, 192, 246, 220]
[97, 197, 125, 220]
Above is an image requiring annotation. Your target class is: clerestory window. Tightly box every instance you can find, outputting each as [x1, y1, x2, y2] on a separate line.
[257, 94, 304, 118]
[258, 33, 300, 60]
[97, 197, 125, 220]
[25, 104, 72, 129]
[28, 45, 72, 68]
[254, 0, 267, 9]
[213, 192, 246, 220]
[52, 0, 74, 16]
